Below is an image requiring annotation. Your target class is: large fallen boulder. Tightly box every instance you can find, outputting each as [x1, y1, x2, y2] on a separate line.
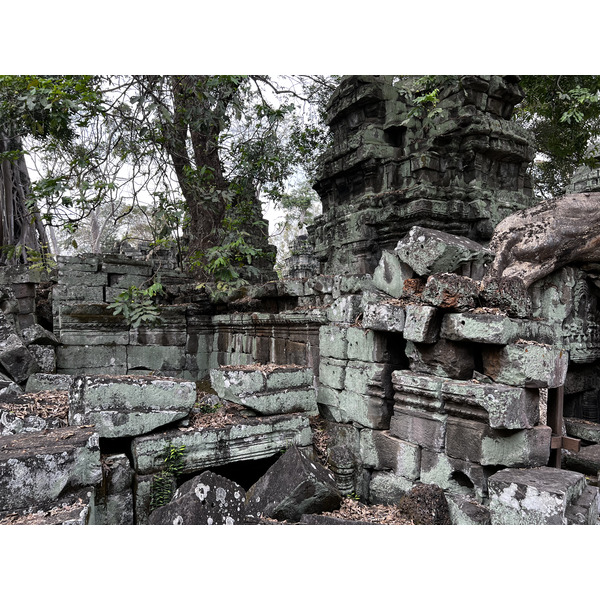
[395, 226, 493, 278]
[245, 445, 342, 522]
[0, 310, 39, 384]
[68, 375, 196, 438]
[149, 471, 247, 525]
[0, 426, 101, 515]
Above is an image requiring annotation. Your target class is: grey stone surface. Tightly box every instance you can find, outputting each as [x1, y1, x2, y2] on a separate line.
[318, 357, 347, 390]
[131, 414, 312, 476]
[446, 494, 491, 525]
[405, 338, 475, 380]
[565, 418, 600, 444]
[149, 471, 247, 525]
[28, 344, 56, 373]
[245, 445, 342, 522]
[403, 304, 440, 343]
[20, 324, 59, 347]
[94, 453, 134, 525]
[390, 406, 447, 451]
[319, 324, 349, 360]
[69, 375, 196, 438]
[488, 466, 589, 525]
[210, 366, 316, 415]
[362, 301, 405, 333]
[0, 427, 101, 512]
[368, 471, 413, 505]
[446, 416, 551, 467]
[0, 318, 39, 383]
[441, 378, 539, 429]
[419, 448, 490, 501]
[395, 226, 493, 277]
[25, 373, 75, 393]
[360, 429, 421, 480]
[482, 342, 569, 388]
[564, 443, 600, 476]
[441, 312, 518, 345]
[372, 250, 414, 298]
[326, 294, 363, 323]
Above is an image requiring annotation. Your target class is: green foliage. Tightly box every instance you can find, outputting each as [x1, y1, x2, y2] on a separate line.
[108, 278, 165, 328]
[0, 75, 103, 142]
[516, 76, 600, 198]
[195, 401, 221, 414]
[0, 244, 56, 273]
[149, 442, 186, 511]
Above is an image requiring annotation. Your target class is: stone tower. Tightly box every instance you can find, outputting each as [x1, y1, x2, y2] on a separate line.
[309, 75, 536, 275]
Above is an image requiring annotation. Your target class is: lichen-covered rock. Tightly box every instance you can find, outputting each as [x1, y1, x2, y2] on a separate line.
[25, 373, 74, 393]
[245, 445, 342, 522]
[403, 304, 440, 343]
[210, 366, 316, 416]
[372, 250, 414, 298]
[446, 494, 491, 525]
[441, 312, 518, 345]
[362, 301, 405, 333]
[488, 466, 590, 525]
[482, 341, 569, 388]
[131, 414, 312, 476]
[0, 326, 39, 383]
[421, 273, 480, 311]
[395, 227, 493, 277]
[0, 426, 101, 513]
[149, 471, 247, 525]
[68, 375, 196, 438]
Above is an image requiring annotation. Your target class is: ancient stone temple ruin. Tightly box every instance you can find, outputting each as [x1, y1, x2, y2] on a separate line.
[1, 75, 600, 525]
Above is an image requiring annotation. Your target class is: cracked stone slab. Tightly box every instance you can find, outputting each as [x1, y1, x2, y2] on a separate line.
[395, 226, 493, 277]
[131, 413, 312, 476]
[482, 341, 569, 388]
[210, 366, 316, 415]
[68, 375, 196, 438]
[488, 466, 589, 525]
[245, 445, 341, 522]
[0, 426, 101, 513]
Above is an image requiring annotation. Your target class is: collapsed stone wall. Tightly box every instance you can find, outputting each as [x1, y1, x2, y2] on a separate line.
[2, 74, 600, 525]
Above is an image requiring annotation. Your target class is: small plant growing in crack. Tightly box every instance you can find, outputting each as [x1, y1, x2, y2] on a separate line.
[149, 442, 186, 511]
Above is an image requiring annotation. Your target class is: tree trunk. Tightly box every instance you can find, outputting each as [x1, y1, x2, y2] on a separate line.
[0, 131, 50, 265]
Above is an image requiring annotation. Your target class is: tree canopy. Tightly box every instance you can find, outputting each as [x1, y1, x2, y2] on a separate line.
[2, 74, 600, 280]
[0, 75, 337, 284]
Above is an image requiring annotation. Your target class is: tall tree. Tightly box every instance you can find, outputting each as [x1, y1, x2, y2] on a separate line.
[3, 74, 336, 284]
[516, 75, 600, 199]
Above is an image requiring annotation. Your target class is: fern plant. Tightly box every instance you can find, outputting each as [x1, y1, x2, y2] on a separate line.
[108, 278, 164, 328]
[149, 442, 186, 511]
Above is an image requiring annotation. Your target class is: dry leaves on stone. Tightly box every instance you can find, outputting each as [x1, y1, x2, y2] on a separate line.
[0, 498, 86, 525]
[0, 391, 69, 423]
[320, 497, 414, 525]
